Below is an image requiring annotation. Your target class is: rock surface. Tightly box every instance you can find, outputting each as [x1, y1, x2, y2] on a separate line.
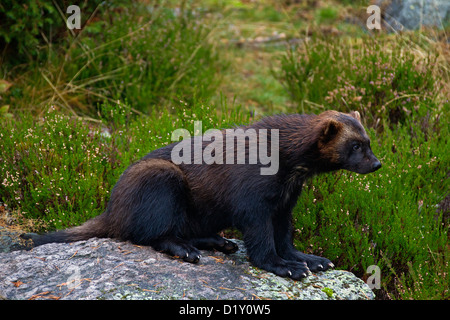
[0, 237, 374, 300]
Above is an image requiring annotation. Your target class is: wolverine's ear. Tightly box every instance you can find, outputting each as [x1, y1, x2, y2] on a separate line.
[349, 111, 361, 123]
[320, 119, 342, 143]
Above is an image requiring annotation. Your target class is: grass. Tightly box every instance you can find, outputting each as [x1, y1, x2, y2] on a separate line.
[217, 46, 291, 114]
[1, 1, 222, 116]
[0, 0, 449, 300]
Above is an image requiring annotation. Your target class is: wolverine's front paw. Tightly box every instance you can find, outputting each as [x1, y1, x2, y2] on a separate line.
[297, 253, 334, 272]
[260, 260, 310, 280]
[281, 250, 334, 272]
[219, 239, 239, 254]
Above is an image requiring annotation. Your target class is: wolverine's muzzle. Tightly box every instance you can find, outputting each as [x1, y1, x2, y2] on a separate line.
[371, 160, 382, 172]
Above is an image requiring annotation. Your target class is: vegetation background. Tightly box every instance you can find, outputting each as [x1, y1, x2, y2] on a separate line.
[0, 0, 448, 299]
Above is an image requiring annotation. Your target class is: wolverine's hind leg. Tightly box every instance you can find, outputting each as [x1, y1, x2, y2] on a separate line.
[151, 235, 238, 263]
[109, 159, 197, 262]
[151, 237, 202, 263]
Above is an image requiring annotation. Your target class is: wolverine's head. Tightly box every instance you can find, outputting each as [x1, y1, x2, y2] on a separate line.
[317, 110, 381, 174]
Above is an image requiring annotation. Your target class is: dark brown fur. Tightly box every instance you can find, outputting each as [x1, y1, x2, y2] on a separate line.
[26, 110, 381, 279]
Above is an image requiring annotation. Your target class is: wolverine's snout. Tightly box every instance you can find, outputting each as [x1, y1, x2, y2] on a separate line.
[371, 160, 382, 172]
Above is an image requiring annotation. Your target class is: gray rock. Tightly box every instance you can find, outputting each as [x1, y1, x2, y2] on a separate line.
[379, 0, 450, 31]
[0, 238, 374, 300]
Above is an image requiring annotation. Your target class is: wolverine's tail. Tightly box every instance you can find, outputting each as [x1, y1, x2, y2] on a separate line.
[21, 215, 108, 248]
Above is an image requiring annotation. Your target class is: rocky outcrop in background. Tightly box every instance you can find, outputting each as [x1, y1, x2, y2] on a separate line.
[0, 237, 374, 300]
[379, 0, 449, 31]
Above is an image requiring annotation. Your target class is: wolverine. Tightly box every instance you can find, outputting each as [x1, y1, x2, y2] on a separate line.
[24, 110, 381, 280]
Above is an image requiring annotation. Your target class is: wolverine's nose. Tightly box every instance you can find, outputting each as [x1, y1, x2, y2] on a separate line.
[372, 161, 382, 171]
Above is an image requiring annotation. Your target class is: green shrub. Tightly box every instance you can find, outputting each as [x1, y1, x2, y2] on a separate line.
[1, 106, 114, 229]
[278, 35, 445, 129]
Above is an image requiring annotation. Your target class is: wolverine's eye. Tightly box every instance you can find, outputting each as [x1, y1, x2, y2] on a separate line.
[352, 144, 360, 151]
